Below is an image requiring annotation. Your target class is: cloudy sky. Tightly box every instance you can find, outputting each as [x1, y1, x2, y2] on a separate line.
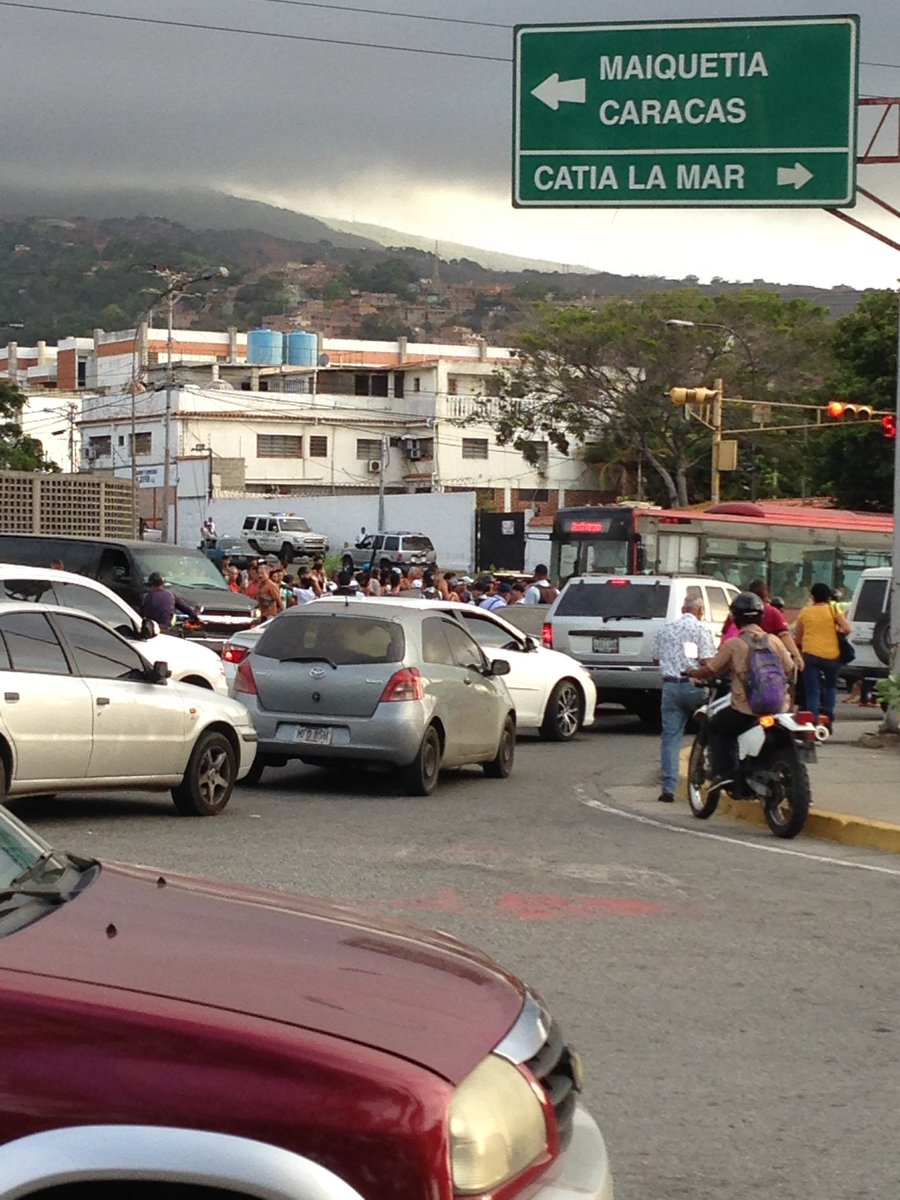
[2, 0, 899, 287]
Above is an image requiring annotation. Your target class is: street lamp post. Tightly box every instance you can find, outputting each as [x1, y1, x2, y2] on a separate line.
[193, 442, 214, 502]
[149, 266, 228, 543]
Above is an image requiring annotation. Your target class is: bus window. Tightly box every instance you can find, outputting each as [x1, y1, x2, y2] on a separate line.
[700, 537, 766, 587]
[657, 532, 700, 574]
[835, 549, 892, 599]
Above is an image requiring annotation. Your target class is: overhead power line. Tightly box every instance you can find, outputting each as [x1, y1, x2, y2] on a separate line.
[0, 0, 510, 61]
[0, 0, 897, 74]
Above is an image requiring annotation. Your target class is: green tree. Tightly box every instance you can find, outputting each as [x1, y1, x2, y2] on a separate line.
[811, 290, 897, 511]
[0, 383, 58, 471]
[479, 289, 831, 507]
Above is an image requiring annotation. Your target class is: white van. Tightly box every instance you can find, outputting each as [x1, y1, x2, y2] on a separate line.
[845, 567, 893, 683]
[0, 565, 227, 693]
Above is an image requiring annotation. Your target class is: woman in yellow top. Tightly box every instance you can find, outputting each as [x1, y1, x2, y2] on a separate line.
[794, 582, 852, 728]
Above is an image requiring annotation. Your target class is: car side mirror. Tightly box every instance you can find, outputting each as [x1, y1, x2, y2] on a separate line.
[489, 658, 511, 676]
[140, 618, 161, 640]
[524, 635, 537, 651]
[149, 660, 172, 684]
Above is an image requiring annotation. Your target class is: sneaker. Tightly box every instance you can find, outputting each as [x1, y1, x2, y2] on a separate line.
[657, 791, 675, 804]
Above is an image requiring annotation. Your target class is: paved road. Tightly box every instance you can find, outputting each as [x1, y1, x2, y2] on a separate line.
[12, 710, 900, 1199]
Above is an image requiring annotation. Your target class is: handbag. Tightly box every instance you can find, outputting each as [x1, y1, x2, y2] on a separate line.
[832, 605, 856, 664]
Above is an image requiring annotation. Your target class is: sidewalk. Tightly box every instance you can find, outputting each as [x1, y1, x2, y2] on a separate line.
[678, 704, 900, 854]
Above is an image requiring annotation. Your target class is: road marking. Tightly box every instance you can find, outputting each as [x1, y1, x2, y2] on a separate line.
[581, 793, 900, 878]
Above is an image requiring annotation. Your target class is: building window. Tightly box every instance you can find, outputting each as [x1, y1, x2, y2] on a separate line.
[448, 377, 458, 396]
[257, 434, 304, 458]
[413, 377, 421, 393]
[483, 377, 501, 398]
[130, 432, 152, 456]
[88, 435, 111, 457]
[393, 372, 404, 399]
[461, 437, 489, 460]
[524, 440, 549, 470]
[356, 438, 382, 460]
[308, 435, 328, 457]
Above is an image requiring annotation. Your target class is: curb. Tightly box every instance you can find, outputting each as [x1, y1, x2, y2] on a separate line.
[676, 747, 900, 855]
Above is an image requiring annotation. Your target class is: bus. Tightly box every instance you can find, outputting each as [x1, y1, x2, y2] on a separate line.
[549, 501, 892, 612]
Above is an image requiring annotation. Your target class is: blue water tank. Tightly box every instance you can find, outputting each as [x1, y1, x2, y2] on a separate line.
[285, 330, 318, 367]
[246, 328, 284, 366]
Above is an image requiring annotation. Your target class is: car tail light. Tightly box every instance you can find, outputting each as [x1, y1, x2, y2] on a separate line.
[234, 659, 258, 695]
[380, 667, 424, 702]
[794, 710, 814, 725]
[607, 578, 630, 586]
[222, 644, 249, 665]
[541, 622, 553, 648]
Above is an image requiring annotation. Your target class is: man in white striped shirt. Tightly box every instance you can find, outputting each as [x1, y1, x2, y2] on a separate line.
[652, 595, 716, 803]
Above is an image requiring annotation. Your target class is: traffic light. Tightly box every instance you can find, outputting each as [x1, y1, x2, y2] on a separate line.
[824, 400, 875, 421]
[883, 413, 897, 440]
[670, 387, 720, 407]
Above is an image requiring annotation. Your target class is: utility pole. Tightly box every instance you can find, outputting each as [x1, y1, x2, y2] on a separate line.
[710, 378, 723, 505]
[377, 435, 387, 530]
[888, 291, 900, 729]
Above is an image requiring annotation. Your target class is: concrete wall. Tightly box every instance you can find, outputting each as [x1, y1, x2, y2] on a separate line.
[172, 478, 477, 571]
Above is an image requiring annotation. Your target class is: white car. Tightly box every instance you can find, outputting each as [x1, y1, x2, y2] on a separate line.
[0, 565, 228, 694]
[224, 598, 597, 741]
[0, 602, 257, 815]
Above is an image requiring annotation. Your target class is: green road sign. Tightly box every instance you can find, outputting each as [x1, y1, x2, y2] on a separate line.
[514, 16, 859, 208]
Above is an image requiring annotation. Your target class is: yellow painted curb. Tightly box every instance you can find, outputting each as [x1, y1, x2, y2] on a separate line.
[676, 746, 900, 855]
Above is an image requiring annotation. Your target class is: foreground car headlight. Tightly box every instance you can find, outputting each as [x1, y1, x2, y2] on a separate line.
[449, 1054, 547, 1194]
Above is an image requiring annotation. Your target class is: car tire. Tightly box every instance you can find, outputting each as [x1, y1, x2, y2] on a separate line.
[483, 714, 516, 778]
[342, 554, 355, 571]
[280, 542, 295, 565]
[632, 695, 662, 730]
[539, 679, 584, 741]
[379, 558, 391, 572]
[873, 616, 891, 666]
[400, 724, 442, 796]
[171, 730, 236, 816]
[238, 755, 272, 787]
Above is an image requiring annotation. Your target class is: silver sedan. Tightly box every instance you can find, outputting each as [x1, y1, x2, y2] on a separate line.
[231, 601, 516, 794]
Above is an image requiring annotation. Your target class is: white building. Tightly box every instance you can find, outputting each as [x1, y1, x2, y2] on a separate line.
[6, 326, 602, 530]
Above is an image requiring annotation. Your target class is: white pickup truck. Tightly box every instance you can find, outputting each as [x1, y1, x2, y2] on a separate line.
[241, 514, 329, 563]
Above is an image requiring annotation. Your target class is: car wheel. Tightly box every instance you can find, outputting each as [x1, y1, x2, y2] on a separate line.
[342, 554, 354, 571]
[483, 714, 516, 778]
[171, 730, 236, 816]
[539, 679, 584, 741]
[238, 755, 271, 787]
[379, 557, 391, 572]
[873, 616, 891, 666]
[280, 542, 294, 564]
[400, 724, 442, 796]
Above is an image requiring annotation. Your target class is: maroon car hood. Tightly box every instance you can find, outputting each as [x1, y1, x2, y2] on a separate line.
[0, 863, 524, 1082]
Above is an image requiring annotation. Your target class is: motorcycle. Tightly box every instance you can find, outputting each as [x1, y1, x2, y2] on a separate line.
[686, 688, 826, 839]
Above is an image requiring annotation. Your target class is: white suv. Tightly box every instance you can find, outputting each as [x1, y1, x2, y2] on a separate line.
[0, 565, 227, 694]
[543, 574, 739, 723]
[241, 514, 329, 562]
[844, 567, 892, 684]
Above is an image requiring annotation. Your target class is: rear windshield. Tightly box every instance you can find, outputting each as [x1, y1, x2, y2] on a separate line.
[256, 613, 405, 665]
[854, 578, 889, 622]
[402, 537, 433, 551]
[555, 580, 670, 619]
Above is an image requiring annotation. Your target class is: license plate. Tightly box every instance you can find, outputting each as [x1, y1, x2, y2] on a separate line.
[294, 725, 332, 746]
[592, 636, 619, 654]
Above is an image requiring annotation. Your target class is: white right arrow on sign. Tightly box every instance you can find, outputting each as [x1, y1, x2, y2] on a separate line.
[777, 162, 814, 189]
[531, 73, 587, 111]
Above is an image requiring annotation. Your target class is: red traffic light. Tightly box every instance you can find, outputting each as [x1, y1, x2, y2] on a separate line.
[824, 400, 875, 421]
[883, 414, 897, 440]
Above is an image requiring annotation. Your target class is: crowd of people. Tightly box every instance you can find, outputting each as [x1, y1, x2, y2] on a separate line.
[212, 555, 560, 614]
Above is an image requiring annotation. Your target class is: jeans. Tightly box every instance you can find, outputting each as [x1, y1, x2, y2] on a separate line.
[660, 680, 707, 794]
[802, 653, 840, 724]
[707, 705, 759, 781]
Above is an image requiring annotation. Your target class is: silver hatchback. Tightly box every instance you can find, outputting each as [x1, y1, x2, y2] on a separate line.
[232, 600, 516, 794]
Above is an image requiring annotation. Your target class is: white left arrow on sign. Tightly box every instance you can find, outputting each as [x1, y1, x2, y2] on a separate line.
[531, 73, 587, 111]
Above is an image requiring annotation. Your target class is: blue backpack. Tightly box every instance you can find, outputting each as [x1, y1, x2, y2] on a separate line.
[740, 631, 788, 714]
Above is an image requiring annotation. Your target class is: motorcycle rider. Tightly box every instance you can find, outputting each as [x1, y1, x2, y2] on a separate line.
[687, 591, 795, 794]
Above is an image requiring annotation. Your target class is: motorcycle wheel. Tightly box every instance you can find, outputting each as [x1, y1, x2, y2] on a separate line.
[763, 747, 811, 839]
[687, 730, 719, 819]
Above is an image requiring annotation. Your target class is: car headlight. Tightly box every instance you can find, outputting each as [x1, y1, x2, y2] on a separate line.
[449, 1054, 547, 1194]
[251, 607, 261, 621]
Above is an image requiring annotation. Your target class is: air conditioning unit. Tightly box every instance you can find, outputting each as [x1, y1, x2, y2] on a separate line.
[406, 447, 423, 461]
[368, 460, 382, 473]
